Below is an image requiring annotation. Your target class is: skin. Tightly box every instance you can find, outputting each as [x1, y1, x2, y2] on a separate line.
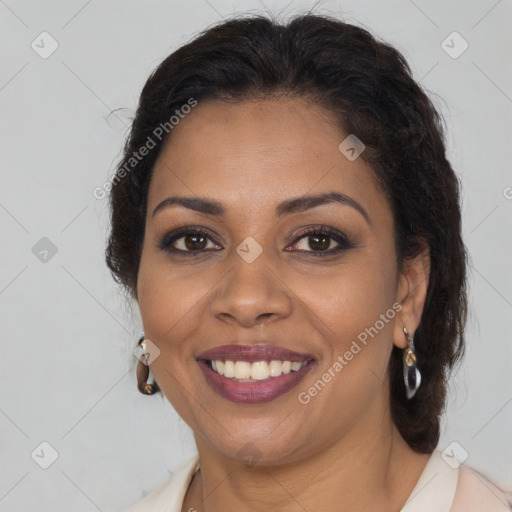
[136, 97, 431, 512]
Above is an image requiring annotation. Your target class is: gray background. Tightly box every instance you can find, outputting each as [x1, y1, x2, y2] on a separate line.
[1, 0, 511, 510]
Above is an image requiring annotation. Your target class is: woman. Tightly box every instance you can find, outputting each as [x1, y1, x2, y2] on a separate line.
[106, 13, 511, 512]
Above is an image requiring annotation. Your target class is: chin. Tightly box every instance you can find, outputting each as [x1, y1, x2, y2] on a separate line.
[199, 421, 313, 467]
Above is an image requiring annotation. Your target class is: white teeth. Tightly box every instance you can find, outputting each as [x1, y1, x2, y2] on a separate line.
[251, 361, 270, 380]
[269, 360, 283, 377]
[234, 361, 251, 379]
[224, 360, 235, 378]
[210, 359, 308, 380]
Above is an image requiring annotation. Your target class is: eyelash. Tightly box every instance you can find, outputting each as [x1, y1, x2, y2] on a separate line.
[158, 225, 354, 257]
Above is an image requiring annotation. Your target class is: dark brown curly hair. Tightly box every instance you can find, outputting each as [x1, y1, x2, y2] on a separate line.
[105, 13, 468, 454]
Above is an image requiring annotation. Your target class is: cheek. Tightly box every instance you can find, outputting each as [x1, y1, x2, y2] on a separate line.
[294, 268, 396, 425]
[294, 254, 397, 400]
[136, 255, 208, 424]
[293, 256, 394, 340]
[137, 254, 211, 346]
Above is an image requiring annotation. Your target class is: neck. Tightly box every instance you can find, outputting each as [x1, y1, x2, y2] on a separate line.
[184, 400, 431, 512]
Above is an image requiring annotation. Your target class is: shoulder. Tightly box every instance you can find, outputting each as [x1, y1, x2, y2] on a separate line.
[401, 449, 511, 512]
[451, 462, 512, 512]
[123, 454, 200, 512]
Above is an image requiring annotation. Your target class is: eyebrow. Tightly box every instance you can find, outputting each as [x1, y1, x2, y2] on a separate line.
[152, 191, 371, 225]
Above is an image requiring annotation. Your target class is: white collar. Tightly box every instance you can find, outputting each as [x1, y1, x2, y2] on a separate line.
[400, 449, 459, 512]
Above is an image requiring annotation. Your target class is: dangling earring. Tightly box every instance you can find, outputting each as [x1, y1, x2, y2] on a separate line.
[402, 326, 421, 399]
[135, 334, 160, 395]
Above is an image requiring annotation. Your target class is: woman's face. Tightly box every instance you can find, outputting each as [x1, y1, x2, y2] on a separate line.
[137, 97, 421, 464]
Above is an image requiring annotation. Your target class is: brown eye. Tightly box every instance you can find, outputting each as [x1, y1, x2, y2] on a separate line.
[184, 234, 208, 250]
[287, 226, 353, 256]
[307, 234, 331, 251]
[293, 233, 339, 252]
[159, 228, 222, 254]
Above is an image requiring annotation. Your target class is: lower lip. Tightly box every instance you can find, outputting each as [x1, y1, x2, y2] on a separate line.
[197, 360, 315, 404]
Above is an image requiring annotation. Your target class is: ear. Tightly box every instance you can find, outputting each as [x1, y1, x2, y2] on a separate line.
[393, 239, 430, 349]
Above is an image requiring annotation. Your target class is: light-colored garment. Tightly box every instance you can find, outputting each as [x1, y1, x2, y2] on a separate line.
[124, 449, 511, 511]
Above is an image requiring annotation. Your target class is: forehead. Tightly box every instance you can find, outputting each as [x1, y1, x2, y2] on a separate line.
[148, 98, 385, 220]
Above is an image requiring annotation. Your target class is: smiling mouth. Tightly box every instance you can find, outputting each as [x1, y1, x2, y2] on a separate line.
[205, 359, 311, 381]
[195, 343, 317, 403]
[196, 357, 316, 404]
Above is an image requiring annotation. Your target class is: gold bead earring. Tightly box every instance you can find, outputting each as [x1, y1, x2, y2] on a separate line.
[403, 326, 421, 399]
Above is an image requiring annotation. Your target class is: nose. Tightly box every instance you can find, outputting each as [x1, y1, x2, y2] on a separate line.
[210, 255, 293, 328]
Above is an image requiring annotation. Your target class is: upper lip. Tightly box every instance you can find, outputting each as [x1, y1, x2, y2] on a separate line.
[196, 344, 315, 363]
